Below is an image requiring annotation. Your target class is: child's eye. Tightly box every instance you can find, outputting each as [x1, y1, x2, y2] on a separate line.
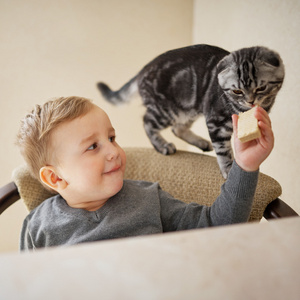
[87, 143, 98, 151]
[109, 136, 116, 143]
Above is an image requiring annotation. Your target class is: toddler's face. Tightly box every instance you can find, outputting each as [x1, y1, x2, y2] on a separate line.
[50, 105, 126, 210]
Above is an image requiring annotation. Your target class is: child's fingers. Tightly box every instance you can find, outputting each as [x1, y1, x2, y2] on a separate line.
[254, 107, 273, 146]
[258, 119, 274, 139]
[258, 119, 274, 149]
[254, 106, 272, 128]
[231, 114, 238, 138]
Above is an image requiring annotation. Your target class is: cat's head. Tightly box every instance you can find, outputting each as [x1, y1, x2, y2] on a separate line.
[217, 46, 285, 112]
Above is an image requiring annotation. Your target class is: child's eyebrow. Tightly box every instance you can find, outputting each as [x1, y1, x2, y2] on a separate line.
[79, 128, 115, 147]
[109, 127, 116, 134]
[79, 133, 97, 147]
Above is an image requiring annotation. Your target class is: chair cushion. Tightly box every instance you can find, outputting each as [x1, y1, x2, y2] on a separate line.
[13, 147, 282, 221]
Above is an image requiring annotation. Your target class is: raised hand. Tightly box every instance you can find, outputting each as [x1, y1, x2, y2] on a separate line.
[232, 106, 274, 172]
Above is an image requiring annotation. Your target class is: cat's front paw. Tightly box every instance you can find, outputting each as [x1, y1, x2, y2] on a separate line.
[159, 143, 177, 155]
[220, 163, 233, 179]
[198, 140, 213, 152]
[221, 168, 229, 179]
[216, 157, 233, 179]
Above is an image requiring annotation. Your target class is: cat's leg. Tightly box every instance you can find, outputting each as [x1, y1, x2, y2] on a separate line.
[143, 111, 176, 155]
[206, 118, 234, 179]
[212, 140, 234, 179]
[172, 122, 213, 152]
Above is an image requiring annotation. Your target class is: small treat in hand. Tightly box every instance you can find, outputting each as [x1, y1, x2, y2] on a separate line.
[238, 107, 261, 143]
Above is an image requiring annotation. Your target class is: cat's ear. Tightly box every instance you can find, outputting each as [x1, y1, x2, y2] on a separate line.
[256, 47, 285, 80]
[217, 67, 231, 88]
[217, 55, 236, 89]
[257, 47, 281, 67]
[217, 54, 232, 74]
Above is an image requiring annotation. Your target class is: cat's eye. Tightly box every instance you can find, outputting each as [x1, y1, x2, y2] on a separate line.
[255, 85, 267, 93]
[232, 89, 244, 95]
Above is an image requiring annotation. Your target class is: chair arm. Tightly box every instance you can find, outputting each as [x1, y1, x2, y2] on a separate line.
[263, 198, 299, 219]
[0, 182, 20, 214]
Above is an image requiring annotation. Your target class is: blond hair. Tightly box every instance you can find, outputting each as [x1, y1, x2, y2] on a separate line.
[16, 96, 95, 184]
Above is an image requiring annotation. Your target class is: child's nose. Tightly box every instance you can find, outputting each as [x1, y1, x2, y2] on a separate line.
[105, 144, 119, 161]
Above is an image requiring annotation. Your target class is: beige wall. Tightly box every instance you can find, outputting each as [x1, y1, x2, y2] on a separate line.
[192, 0, 300, 216]
[0, 0, 193, 253]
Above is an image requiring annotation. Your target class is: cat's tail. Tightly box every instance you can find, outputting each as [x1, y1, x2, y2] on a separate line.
[97, 76, 138, 105]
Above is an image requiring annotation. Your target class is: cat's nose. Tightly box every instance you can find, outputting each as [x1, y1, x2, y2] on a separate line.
[247, 98, 255, 105]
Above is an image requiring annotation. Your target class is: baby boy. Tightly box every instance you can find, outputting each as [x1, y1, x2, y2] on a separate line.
[17, 96, 274, 250]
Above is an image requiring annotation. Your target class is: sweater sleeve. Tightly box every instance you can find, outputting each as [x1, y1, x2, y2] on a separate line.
[160, 160, 259, 231]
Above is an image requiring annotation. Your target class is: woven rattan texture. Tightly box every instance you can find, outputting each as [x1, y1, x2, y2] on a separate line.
[13, 147, 282, 221]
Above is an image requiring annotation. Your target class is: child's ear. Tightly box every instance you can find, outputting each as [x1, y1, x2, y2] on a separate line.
[39, 166, 68, 192]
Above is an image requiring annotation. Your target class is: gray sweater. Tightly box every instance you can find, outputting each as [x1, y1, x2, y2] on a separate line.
[20, 161, 258, 250]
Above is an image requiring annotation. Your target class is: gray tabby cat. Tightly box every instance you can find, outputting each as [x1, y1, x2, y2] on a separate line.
[97, 44, 284, 178]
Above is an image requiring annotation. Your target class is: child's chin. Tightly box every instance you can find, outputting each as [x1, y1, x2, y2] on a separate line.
[112, 178, 124, 193]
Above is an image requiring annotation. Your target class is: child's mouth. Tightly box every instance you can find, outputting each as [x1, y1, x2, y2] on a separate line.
[104, 166, 121, 174]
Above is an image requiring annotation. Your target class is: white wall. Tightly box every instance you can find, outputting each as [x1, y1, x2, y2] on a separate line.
[0, 0, 193, 253]
[193, 0, 300, 215]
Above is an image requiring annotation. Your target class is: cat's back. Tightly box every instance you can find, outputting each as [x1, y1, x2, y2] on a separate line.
[158, 44, 228, 61]
[138, 44, 229, 75]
